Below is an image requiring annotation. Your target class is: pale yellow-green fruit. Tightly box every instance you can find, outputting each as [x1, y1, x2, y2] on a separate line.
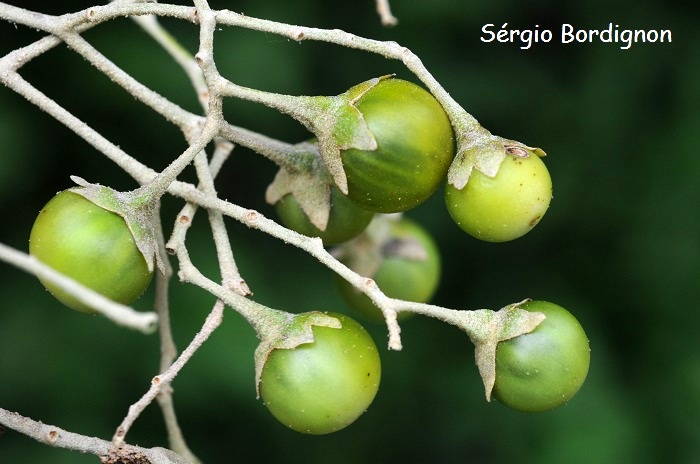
[445, 152, 552, 242]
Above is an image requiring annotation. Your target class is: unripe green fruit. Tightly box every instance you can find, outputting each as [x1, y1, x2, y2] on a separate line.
[29, 190, 153, 313]
[275, 186, 374, 245]
[493, 301, 590, 412]
[342, 78, 455, 213]
[445, 152, 552, 242]
[260, 313, 381, 434]
[336, 218, 440, 322]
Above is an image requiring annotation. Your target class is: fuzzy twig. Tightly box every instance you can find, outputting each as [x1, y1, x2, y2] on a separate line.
[0, 1, 547, 460]
[0, 242, 157, 333]
[0, 407, 193, 464]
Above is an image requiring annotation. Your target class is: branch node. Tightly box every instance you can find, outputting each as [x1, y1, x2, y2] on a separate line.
[245, 210, 259, 225]
[46, 429, 59, 443]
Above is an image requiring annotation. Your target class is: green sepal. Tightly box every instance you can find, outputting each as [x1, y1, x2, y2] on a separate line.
[447, 127, 547, 190]
[69, 176, 163, 274]
[435, 299, 546, 401]
[265, 141, 334, 231]
[266, 168, 332, 231]
[307, 75, 395, 194]
[254, 311, 342, 397]
[467, 300, 546, 401]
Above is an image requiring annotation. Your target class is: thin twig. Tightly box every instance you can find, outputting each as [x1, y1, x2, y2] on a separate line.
[193, 146, 250, 295]
[129, 10, 209, 111]
[0, 408, 192, 464]
[376, 0, 398, 26]
[60, 31, 193, 129]
[0, 2, 548, 460]
[213, 9, 478, 127]
[151, 205, 202, 463]
[0, 72, 158, 185]
[112, 301, 224, 448]
[0, 243, 157, 334]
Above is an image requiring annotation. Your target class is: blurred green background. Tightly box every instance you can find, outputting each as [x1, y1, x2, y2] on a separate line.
[1, 0, 698, 462]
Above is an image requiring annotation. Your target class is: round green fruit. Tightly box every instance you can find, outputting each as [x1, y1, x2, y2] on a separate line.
[275, 186, 374, 245]
[29, 190, 153, 313]
[337, 218, 440, 322]
[259, 313, 381, 434]
[342, 78, 454, 213]
[445, 150, 552, 242]
[493, 300, 590, 413]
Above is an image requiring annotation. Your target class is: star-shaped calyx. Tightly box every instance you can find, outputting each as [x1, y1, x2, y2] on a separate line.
[306, 76, 399, 194]
[69, 176, 164, 275]
[265, 144, 333, 231]
[253, 311, 342, 397]
[447, 119, 546, 190]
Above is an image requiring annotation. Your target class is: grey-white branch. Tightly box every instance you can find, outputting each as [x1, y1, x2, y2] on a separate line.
[0, 0, 543, 462]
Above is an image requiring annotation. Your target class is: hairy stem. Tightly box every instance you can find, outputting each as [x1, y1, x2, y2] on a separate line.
[0, 243, 157, 333]
[0, 408, 192, 464]
[375, 0, 398, 26]
[0, 2, 550, 459]
[112, 301, 223, 453]
[151, 205, 202, 463]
